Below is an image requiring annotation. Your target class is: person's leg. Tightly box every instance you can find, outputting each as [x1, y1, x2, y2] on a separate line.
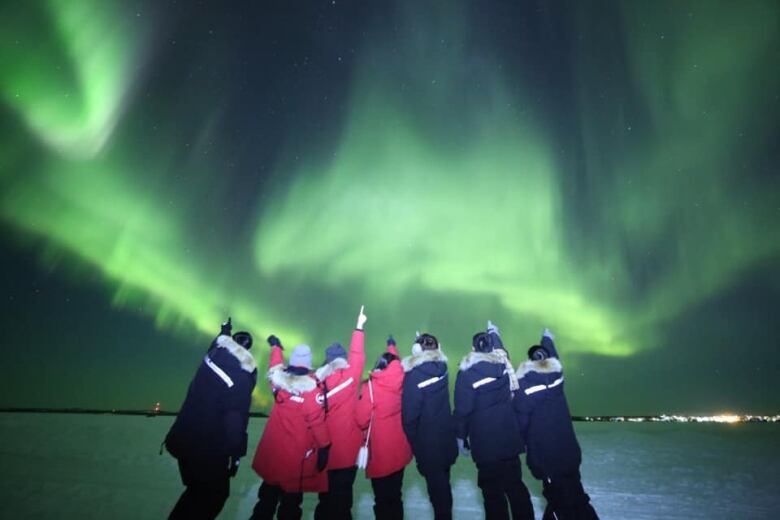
[542, 473, 599, 520]
[250, 481, 281, 520]
[277, 490, 304, 520]
[371, 468, 405, 520]
[501, 458, 534, 520]
[170, 460, 229, 520]
[316, 466, 357, 519]
[476, 460, 510, 520]
[423, 468, 453, 520]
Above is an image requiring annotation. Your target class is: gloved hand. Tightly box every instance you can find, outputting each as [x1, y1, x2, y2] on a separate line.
[228, 456, 240, 477]
[317, 444, 331, 472]
[457, 438, 471, 457]
[487, 320, 499, 336]
[543, 328, 555, 341]
[356, 305, 367, 330]
[221, 317, 232, 336]
[267, 335, 282, 348]
[387, 335, 396, 347]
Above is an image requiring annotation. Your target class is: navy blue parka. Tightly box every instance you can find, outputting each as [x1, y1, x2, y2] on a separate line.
[165, 335, 257, 477]
[514, 336, 581, 480]
[454, 348, 523, 464]
[401, 348, 458, 475]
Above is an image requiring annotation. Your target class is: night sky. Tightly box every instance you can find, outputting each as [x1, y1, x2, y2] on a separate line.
[1, 0, 778, 415]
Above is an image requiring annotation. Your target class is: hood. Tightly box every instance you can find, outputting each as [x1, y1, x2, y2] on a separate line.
[401, 348, 448, 373]
[460, 349, 518, 391]
[516, 357, 563, 380]
[314, 357, 349, 381]
[216, 335, 257, 373]
[267, 365, 317, 395]
[369, 360, 404, 391]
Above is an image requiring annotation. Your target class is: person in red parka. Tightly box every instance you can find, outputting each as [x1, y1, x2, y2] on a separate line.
[356, 335, 413, 520]
[312, 306, 368, 520]
[250, 336, 331, 520]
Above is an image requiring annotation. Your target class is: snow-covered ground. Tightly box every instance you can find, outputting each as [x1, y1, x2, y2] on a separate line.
[0, 414, 778, 519]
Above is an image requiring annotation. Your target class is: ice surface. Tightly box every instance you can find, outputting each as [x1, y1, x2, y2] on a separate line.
[0, 414, 778, 519]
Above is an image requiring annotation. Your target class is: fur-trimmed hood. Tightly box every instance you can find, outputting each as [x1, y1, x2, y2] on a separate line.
[216, 335, 257, 373]
[267, 365, 317, 395]
[401, 348, 448, 373]
[314, 357, 349, 381]
[459, 349, 510, 371]
[516, 357, 563, 380]
[460, 348, 519, 391]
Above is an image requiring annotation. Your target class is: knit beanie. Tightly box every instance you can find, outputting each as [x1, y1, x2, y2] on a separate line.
[324, 342, 347, 364]
[290, 344, 313, 369]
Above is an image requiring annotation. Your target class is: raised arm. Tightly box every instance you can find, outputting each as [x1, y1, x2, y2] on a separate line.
[347, 305, 367, 379]
[487, 319, 504, 349]
[541, 328, 559, 359]
[386, 335, 399, 357]
[265, 335, 285, 390]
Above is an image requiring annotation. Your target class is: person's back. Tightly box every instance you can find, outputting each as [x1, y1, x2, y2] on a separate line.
[401, 333, 457, 520]
[515, 329, 598, 520]
[251, 338, 331, 520]
[454, 325, 533, 520]
[356, 337, 413, 519]
[312, 307, 367, 520]
[455, 348, 521, 463]
[165, 322, 257, 520]
[515, 334, 581, 480]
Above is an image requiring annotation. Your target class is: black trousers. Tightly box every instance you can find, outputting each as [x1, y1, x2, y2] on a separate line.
[371, 468, 405, 520]
[541, 472, 599, 520]
[314, 466, 358, 520]
[422, 467, 453, 520]
[476, 457, 535, 520]
[169, 459, 229, 520]
[250, 481, 304, 520]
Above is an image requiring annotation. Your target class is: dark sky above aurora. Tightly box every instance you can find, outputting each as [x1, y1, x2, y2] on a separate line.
[0, 0, 778, 415]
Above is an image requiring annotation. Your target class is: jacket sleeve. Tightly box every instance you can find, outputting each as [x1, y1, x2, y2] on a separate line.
[305, 395, 331, 448]
[266, 345, 284, 389]
[401, 373, 422, 443]
[223, 371, 256, 457]
[347, 329, 366, 381]
[387, 344, 400, 357]
[453, 371, 473, 440]
[541, 335, 560, 359]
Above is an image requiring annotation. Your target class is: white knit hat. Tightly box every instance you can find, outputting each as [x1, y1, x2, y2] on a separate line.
[289, 344, 313, 369]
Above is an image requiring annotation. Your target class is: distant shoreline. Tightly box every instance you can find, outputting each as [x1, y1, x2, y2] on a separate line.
[0, 407, 268, 418]
[1, 408, 777, 422]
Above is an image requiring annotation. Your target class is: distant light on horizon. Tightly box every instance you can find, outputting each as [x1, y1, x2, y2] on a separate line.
[579, 414, 780, 424]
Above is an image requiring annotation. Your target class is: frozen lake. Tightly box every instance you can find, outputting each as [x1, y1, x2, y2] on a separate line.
[0, 414, 778, 519]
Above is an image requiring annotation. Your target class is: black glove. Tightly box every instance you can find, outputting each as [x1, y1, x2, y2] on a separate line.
[387, 335, 396, 347]
[221, 317, 232, 336]
[228, 456, 240, 477]
[317, 445, 331, 472]
[267, 335, 281, 348]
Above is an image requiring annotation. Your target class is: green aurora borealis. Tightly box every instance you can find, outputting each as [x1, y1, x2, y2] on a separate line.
[1, 1, 778, 414]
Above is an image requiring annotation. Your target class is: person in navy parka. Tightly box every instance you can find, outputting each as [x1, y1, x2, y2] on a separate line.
[514, 329, 598, 520]
[454, 321, 534, 520]
[165, 318, 257, 520]
[401, 333, 458, 520]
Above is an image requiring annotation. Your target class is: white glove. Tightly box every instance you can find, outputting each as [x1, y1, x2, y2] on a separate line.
[356, 305, 367, 330]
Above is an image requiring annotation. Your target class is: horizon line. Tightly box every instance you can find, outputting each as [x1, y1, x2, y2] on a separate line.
[1, 407, 778, 422]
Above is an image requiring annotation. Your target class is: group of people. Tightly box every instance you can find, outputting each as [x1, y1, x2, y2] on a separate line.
[163, 306, 599, 520]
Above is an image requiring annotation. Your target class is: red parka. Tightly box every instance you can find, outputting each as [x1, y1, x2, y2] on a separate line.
[314, 329, 366, 470]
[252, 345, 330, 492]
[355, 345, 413, 479]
